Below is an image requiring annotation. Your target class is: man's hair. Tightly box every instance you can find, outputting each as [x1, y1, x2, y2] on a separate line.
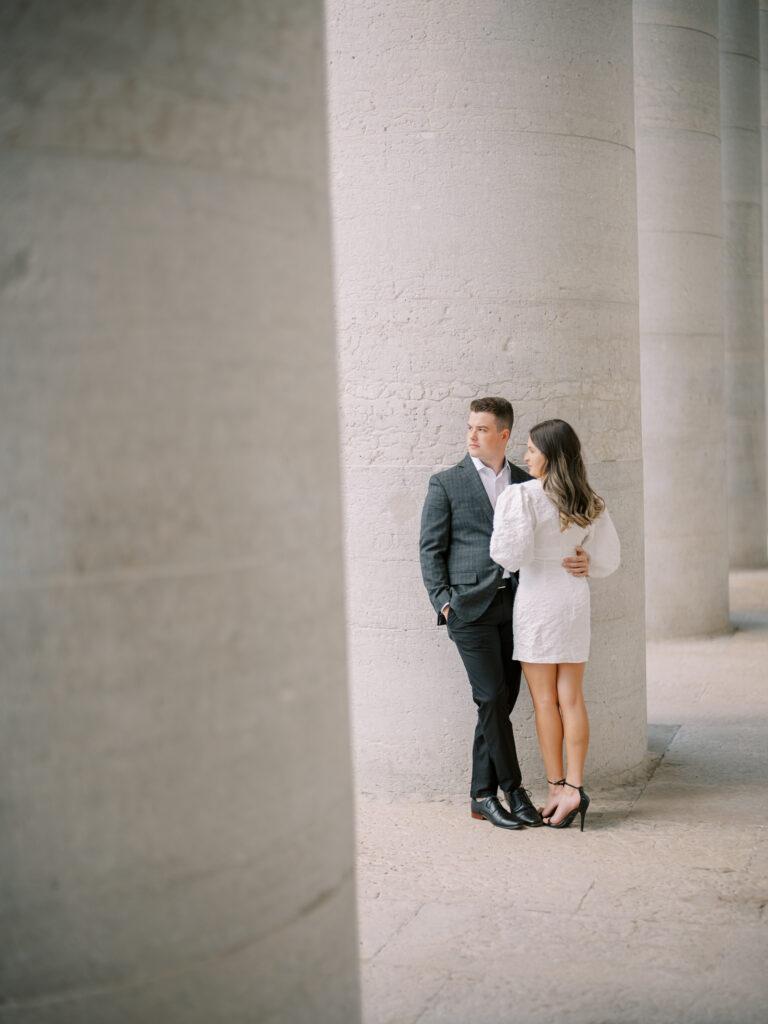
[469, 396, 514, 433]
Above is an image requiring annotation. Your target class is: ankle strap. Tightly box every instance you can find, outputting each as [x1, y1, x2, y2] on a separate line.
[563, 780, 583, 790]
[547, 778, 565, 785]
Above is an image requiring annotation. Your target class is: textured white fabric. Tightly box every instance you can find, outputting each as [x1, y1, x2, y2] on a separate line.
[490, 478, 620, 663]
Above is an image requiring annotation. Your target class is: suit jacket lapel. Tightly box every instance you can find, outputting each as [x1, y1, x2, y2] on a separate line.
[508, 461, 532, 485]
[460, 452, 495, 524]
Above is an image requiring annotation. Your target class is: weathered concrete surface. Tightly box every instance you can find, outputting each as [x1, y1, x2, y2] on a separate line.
[720, 0, 768, 567]
[0, 4, 359, 1022]
[329, 0, 647, 798]
[761, 0, 768, 523]
[634, 1, 731, 637]
[356, 570, 768, 1023]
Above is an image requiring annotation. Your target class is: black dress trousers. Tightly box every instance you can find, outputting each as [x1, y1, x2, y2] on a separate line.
[446, 582, 522, 797]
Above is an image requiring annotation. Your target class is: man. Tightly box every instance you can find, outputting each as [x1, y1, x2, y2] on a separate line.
[419, 397, 589, 829]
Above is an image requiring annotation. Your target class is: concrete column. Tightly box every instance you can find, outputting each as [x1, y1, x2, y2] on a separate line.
[328, 0, 647, 796]
[0, 4, 359, 1023]
[761, 0, 768, 507]
[633, 1, 730, 637]
[720, 0, 768, 566]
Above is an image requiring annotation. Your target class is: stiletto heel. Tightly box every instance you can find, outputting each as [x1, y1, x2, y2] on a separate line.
[546, 780, 590, 830]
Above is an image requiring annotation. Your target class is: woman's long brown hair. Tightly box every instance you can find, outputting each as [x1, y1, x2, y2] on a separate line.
[529, 419, 605, 530]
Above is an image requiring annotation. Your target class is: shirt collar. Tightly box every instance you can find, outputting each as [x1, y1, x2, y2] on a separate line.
[470, 455, 510, 478]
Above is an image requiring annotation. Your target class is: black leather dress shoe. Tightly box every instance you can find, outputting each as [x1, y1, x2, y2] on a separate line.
[470, 795, 525, 829]
[503, 787, 544, 827]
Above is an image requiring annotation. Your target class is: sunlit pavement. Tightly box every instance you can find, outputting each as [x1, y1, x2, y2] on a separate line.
[355, 570, 768, 1024]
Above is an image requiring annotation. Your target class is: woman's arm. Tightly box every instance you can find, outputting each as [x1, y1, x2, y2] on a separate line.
[582, 509, 620, 579]
[490, 484, 536, 572]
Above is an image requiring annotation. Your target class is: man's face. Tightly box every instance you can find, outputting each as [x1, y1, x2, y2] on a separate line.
[466, 411, 509, 465]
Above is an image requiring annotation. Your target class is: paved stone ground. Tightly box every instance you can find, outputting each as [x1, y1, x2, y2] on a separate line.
[355, 571, 768, 1024]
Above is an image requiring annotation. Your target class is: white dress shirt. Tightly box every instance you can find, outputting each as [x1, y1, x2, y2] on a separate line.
[470, 455, 512, 510]
[471, 456, 511, 580]
[442, 456, 513, 617]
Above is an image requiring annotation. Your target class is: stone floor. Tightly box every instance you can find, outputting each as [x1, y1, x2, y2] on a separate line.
[355, 571, 768, 1024]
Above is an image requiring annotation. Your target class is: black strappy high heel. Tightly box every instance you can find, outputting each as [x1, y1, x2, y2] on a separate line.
[546, 780, 590, 831]
[541, 778, 565, 821]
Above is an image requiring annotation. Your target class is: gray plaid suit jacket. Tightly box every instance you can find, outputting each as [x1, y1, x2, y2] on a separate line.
[419, 453, 532, 625]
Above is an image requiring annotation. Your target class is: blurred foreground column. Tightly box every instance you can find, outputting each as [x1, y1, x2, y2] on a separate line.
[761, 0, 768, 502]
[720, 0, 768, 566]
[633, 1, 731, 636]
[328, 0, 647, 796]
[0, 4, 359, 1022]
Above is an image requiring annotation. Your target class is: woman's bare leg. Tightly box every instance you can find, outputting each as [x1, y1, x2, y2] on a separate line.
[521, 662, 563, 818]
[548, 662, 588, 825]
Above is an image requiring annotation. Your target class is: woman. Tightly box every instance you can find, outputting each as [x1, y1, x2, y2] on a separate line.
[489, 419, 620, 830]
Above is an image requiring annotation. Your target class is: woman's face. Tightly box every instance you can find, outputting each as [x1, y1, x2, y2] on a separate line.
[524, 435, 547, 478]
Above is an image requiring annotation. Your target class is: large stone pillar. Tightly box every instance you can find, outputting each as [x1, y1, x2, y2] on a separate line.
[0, 4, 359, 1022]
[328, 0, 647, 796]
[761, 0, 768, 504]
[720, 0, 768, 566]
[633, 1, 730, 637]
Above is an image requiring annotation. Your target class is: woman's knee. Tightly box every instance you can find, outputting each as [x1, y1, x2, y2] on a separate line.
[530, 688, 559, 713]
[557, 687, 585, 712]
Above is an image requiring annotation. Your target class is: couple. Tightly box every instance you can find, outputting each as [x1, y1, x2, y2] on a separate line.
[419, 397, 620, 831]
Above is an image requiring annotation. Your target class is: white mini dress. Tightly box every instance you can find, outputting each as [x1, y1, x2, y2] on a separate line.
[490, 478, 620, 663]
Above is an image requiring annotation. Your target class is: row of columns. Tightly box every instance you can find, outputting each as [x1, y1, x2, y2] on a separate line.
[637, 0, 767, 639]
[331, 0, 768, 800]
[3, 1, 768, 1021]
[720, 0, 767, 570]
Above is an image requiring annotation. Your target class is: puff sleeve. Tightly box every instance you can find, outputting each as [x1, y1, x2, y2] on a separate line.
[490, 484, 536, 572]
[582, 509, 620, 579]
